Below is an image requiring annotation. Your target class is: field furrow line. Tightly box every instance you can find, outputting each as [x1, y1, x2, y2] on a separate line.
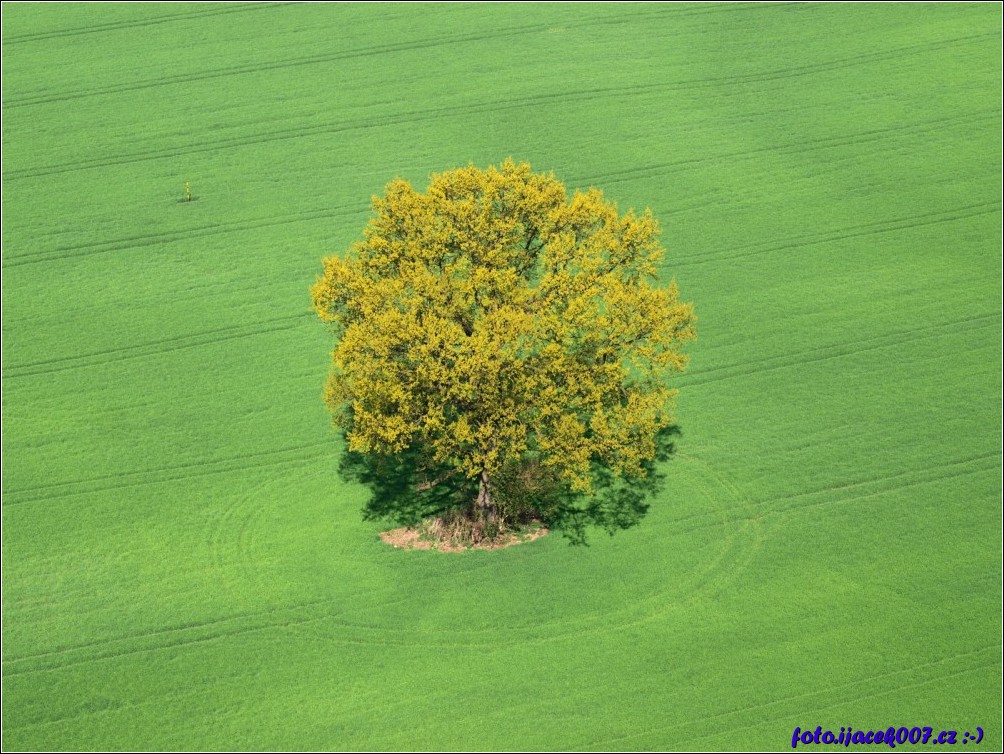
[734, 204, 1003, 265]
[2, 314, 306, 374]
[1, 597, 339, 665]
[580, 646, 999, 749]
[1, 3, 291, 45]
[580, 109, 999, 187]
[4, 567, 523, 674]
[3, 439, 332, 497]
[1, 83, 669, 179]
[754, 452, 999, 522]
[706, 31, 998, 88]
[3, 15, 627, 108]
[7, 111, 991, 270]
[772, 459, 999, 520]
[2, 319, 306, 379]
[2, 607, 339, 678]
[673, 662, 999, 750]
[16, 17, 987, 111]
[682, 311, 999, 384]
[1, 685, 216, 733]
[3, 3, 800, 107]
[380, 654, 998, 749]
[675, 207, 1004, 270]
[769, 452, 998, 505]
[6, 32, 995, 182]
[682, 312, 999, 390]
[1, 452, 329, 507]
[1, 205, 361, 268]
[291, 453, 763, 649]
[205, 461, 282, 578]
[672, 201, 1001, 269]
[660, 453, 998, 536]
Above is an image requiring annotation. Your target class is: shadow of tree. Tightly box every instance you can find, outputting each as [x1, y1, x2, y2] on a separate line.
[551, 424, 680, 545]
[337, 424, 681, 545]
[338, 441, 477, 527]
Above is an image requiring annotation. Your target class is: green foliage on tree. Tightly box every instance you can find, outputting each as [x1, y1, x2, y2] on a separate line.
[312, 159, 696, 540]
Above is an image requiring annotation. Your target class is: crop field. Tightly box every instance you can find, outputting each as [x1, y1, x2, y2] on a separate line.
[2, 3, 1000, 750]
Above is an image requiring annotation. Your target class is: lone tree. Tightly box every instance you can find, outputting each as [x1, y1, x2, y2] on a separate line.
[312, 160, 696, 542]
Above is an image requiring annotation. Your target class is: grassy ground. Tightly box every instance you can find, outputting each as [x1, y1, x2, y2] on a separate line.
[2, 3, 1000, 750]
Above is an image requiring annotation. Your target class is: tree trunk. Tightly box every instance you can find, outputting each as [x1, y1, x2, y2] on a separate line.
[475, 468, 497, 523]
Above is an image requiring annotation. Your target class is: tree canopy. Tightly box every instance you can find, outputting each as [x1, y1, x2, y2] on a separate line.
[311, 159, 696, 540]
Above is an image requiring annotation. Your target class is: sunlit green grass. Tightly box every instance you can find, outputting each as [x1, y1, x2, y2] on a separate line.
[2, 3, 1000, 750]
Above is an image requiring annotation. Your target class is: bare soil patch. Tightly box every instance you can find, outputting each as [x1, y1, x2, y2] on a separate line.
[379, 519, 549, 552]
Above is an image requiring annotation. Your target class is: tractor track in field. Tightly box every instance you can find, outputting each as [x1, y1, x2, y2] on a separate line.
[671, 201, 1002, 270]
[1, 82, 733, 178]
[668, 452, 998, 533]
[293, 452, 765, 648]
[580, 645, 1000, 749]
[205, 474, 252, 576]
[4, 455, 762, 673]
[204, 461, 318, 584]
[2, 109, 992, 270]
[1, 317, 301, 379]
[0, 597, 344, 678]
[3, 109, 993, 269]
[1, 206, 362, 269]
[1, 441, 331, 507]
[355, 649, 999, 750]
[681, 311, 998, 384]
[3, 3, 803, 107]
[679, 310, 999, 391]
[1, 1, 797, 51]
[2, 684, 212, 733]
[3, 32, 994, 181]
[0, 562, 517, 678]
[675, 662, 999, 749]
[0, 12, 699, 109]
[577, 109, 1000, 187]
[0, 456, 317, 507]
[764, 453, 999, 518]
[6, 19, 985, 112]
[4, 453, 996, 677]
[1, 313, 309, 378]
[1, 3, 294, 45]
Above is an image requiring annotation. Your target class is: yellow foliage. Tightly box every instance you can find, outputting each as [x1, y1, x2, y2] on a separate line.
[311, 159, 696, 495]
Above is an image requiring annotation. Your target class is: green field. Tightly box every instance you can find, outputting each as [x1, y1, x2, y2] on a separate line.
[2, 3, 1000, 750]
